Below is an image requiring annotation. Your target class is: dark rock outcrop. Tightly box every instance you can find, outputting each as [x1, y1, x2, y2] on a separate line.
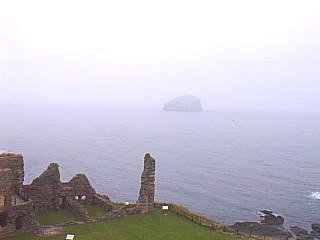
[232, 221, 289, 238]
[311, 223, 320, 233]
[136, 153, 155, 213]
[259, 210, 284, 225]
[163, 95, 202, 112]
[290, 226, 308, 237]
[231, 210, 289, 239]
[290, 223, 320, 240]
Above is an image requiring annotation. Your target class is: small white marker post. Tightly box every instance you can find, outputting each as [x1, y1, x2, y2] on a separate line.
[65, 234, 75, 240]
[162, 205, 169, 215]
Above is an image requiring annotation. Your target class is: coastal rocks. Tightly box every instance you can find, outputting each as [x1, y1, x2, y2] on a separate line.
[232, 221, 289, 238]
[136, 153, 155, 213]
[163, 95, 202, 112]
[259, 209, 284, 225]
[290, 223, 320, 240]
[290, 226, 308, 238]
[231, 210, 290, 239]
[311, 223, 320, 233]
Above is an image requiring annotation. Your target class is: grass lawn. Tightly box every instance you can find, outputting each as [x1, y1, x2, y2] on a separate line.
[6, 210, 241, 240]
[36, 209, 78, 225]
[84, 204, 105, 217]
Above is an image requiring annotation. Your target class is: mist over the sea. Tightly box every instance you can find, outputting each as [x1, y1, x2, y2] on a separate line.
[1, 0, 320, 230]
[1, 0, 320, 114]
[1, 105, 320, 228]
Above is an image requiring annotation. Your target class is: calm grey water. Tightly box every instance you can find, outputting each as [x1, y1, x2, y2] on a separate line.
[0, 105, 319, 228]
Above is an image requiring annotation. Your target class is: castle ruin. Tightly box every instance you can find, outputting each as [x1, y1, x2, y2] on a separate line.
[0, 152, 156, 238]
[136, 153, 156, 213]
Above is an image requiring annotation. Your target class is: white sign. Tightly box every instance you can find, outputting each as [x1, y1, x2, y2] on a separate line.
[162, 205, 169, 210]
[74, 196, 79, 200]
[66, 234, 75, 240]
[125, 202, 129, 206]
[81, 195, 86, 200]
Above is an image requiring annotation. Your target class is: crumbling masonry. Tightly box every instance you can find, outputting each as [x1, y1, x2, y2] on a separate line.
[0, 152, 156, 238]
[136, 153, 156, 213]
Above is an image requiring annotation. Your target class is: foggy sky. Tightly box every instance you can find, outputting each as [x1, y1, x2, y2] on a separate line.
[1, 0, 320, 112]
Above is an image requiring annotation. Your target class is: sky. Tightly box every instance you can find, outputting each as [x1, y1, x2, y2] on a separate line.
[0, 0, 320, 112]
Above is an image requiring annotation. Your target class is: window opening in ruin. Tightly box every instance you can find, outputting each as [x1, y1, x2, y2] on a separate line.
[0, 196, 4, 207]
[12, 195, 17, 205]
[16, 216, 23, 230]
[0, 211, 8, 228]
[60, 196, 66, 209]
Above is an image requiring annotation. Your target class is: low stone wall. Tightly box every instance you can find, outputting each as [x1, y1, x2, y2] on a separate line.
[33, 225, 64, 237]
[154, 202, 288, 240]
[154, 202, 224, 229]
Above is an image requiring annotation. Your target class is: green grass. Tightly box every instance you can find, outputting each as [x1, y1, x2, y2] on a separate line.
[6, 210, 241, 240]
[84, 204, 105, 217]
[35, 209, 78, 225]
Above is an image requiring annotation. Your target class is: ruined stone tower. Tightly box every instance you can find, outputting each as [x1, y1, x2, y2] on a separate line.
[0, 152, 34, 238]
[136, 153, 155, 213]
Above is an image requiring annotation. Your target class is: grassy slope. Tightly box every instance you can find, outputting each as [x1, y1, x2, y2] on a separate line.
[35, 209, 77, 225]
[5, 210, 240, 240]
[84, 205, 105, 217]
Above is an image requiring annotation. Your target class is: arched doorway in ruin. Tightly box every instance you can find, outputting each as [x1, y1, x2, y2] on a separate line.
[15, 216, 23, 230]
[0, 211, 8, 228]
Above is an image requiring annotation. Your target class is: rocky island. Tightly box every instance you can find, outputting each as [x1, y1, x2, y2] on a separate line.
[163, 95, 202, 112]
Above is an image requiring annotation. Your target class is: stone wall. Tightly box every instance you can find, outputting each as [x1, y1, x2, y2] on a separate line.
[0, 153, 24, 188]
[0, 151, 158, 238]
[24, 163, 96, 212]
[136, 153, 155, 213]
[63, 174, 96, 204]
[0, 152, 35, 238]
[24, 163, 62, 211]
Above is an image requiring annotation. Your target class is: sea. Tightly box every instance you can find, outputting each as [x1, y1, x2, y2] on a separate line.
[0, 105, 319, 229]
